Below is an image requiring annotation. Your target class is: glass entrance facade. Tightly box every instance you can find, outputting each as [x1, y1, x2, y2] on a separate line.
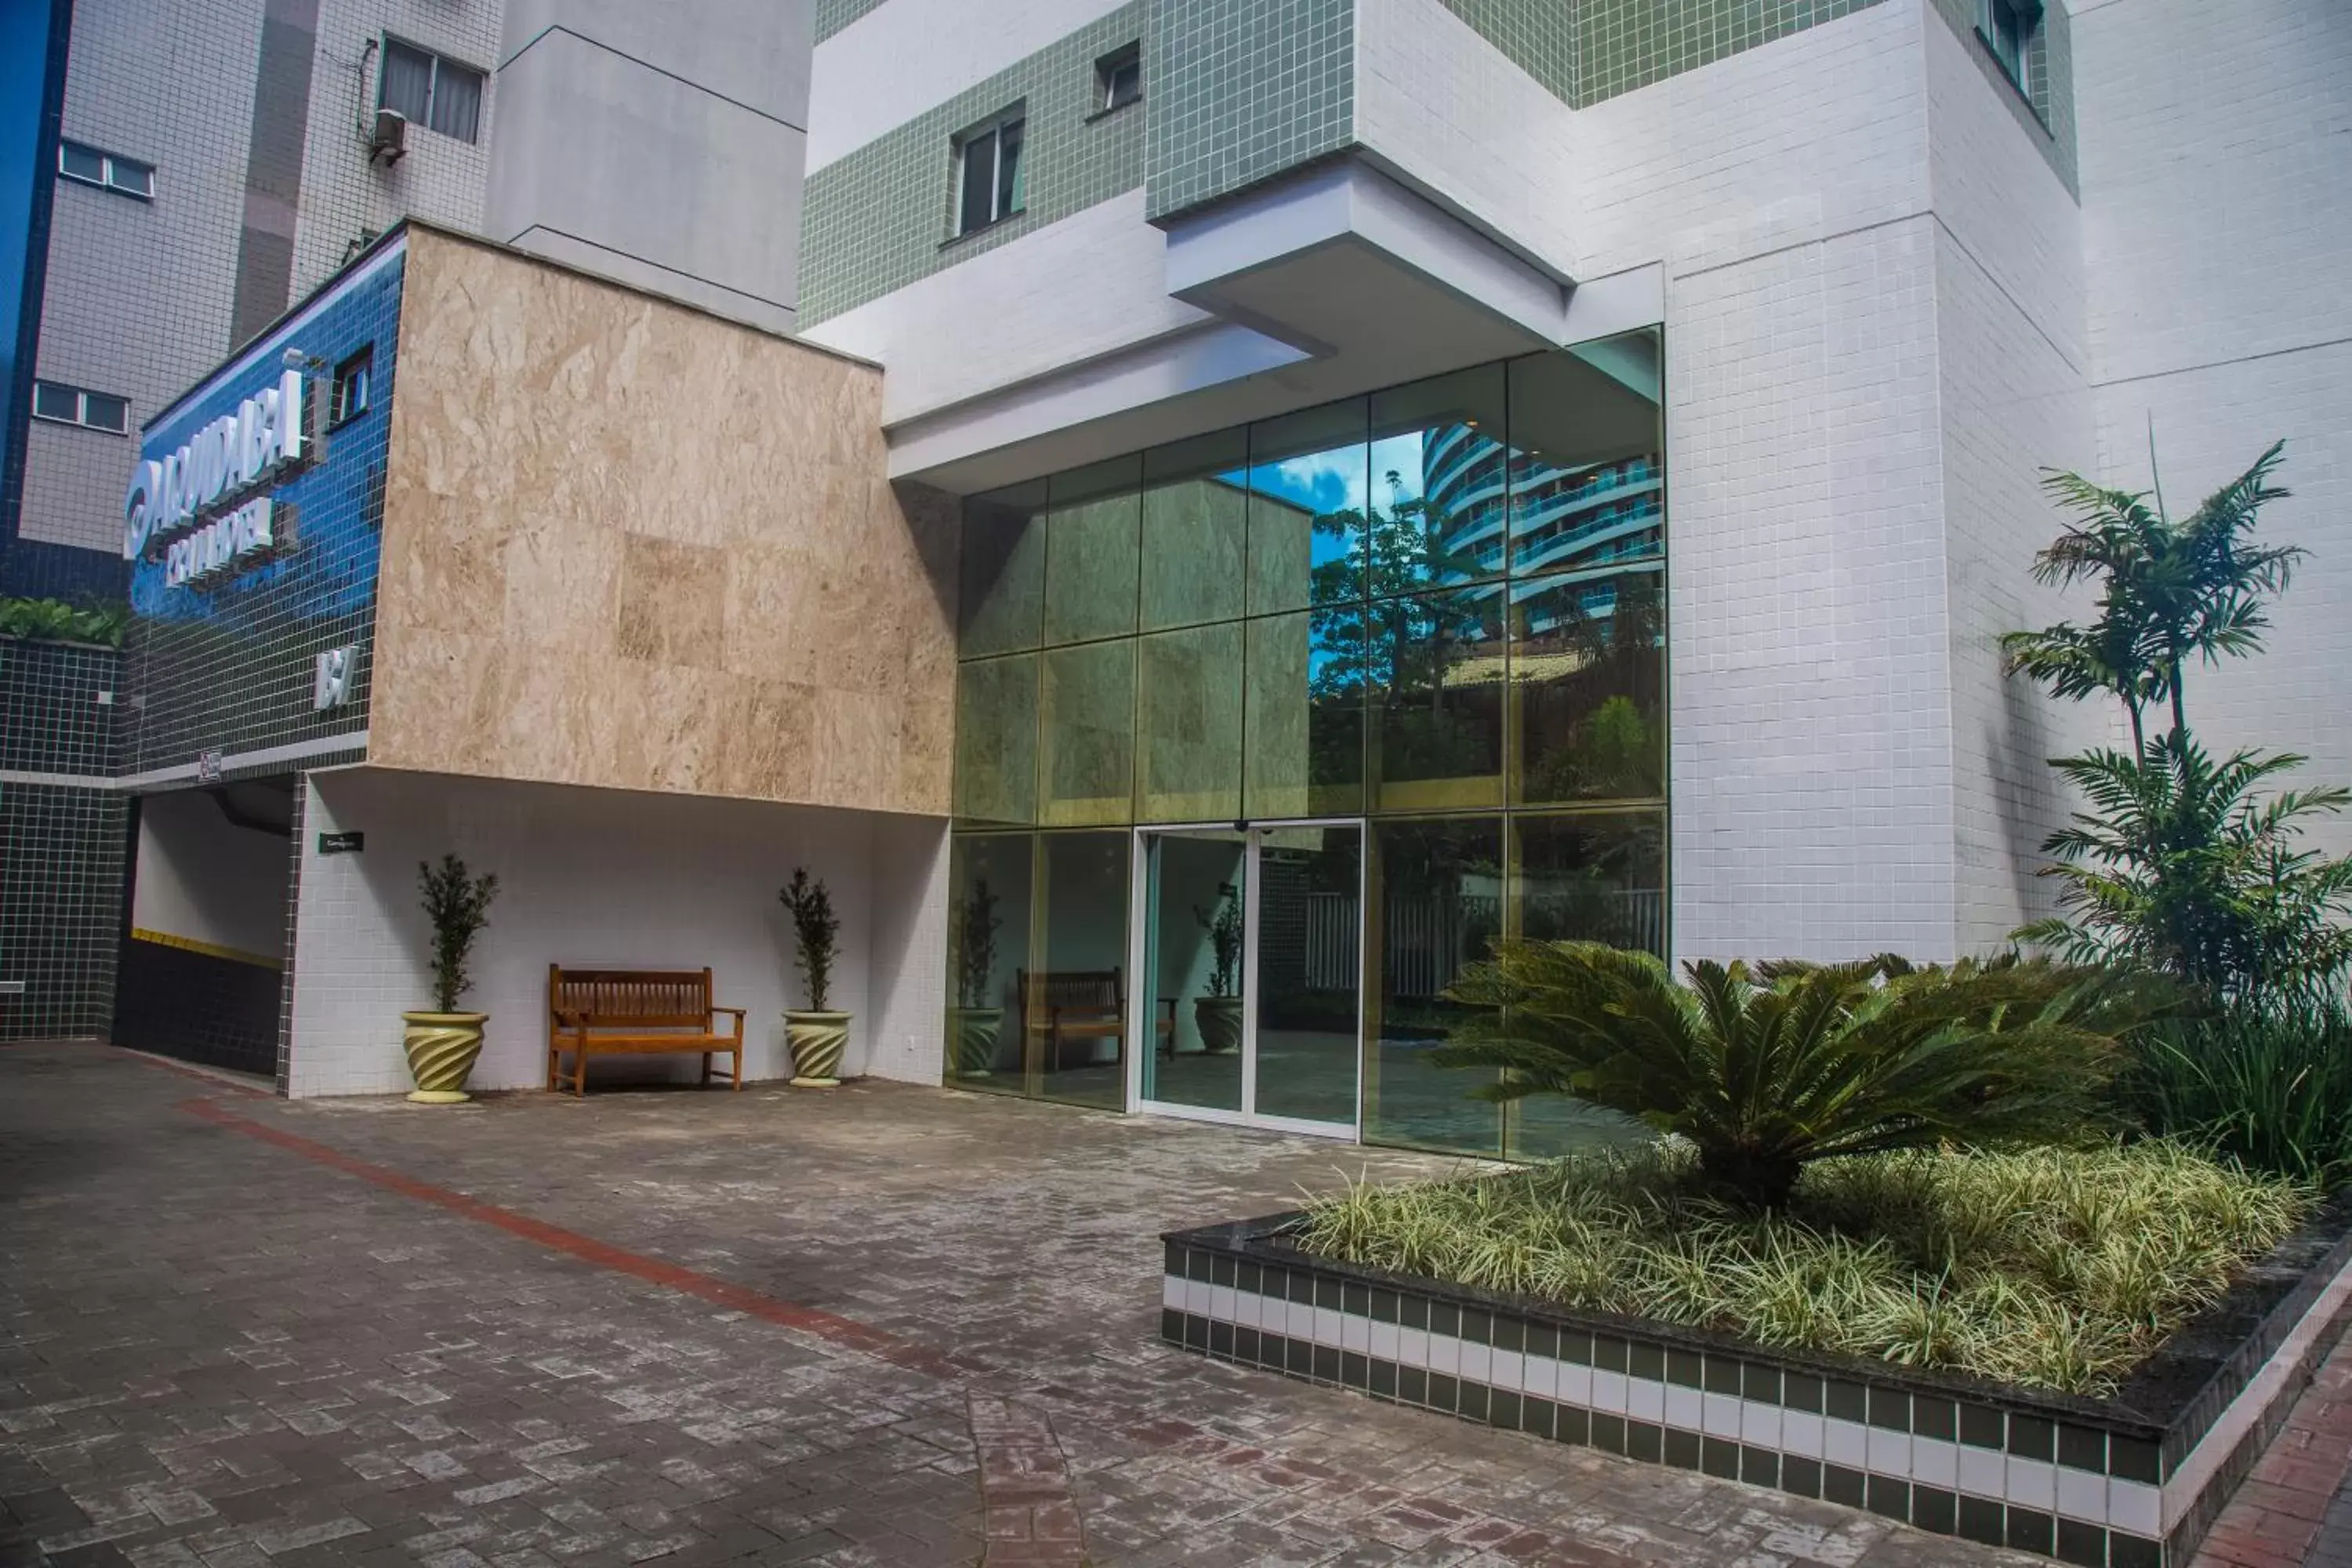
[944, 328, 1668, 1158]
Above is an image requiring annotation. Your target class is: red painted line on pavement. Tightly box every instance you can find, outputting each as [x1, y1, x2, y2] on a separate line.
[177, 1096, 962, 1381]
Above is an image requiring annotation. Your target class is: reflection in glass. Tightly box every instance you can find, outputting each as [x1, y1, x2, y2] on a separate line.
[1506, 810, 1666, 1159]
[1038, 640, 1134, 826]
[1254, 825, 1362, 1127]
[1140, 830, 1247, 1113]
[953, 655, 1036, 826]
[1366, 816, 1503, 1154]
[1043, 456, 1142, 646]
[1243, 608, 1365, 819]
[1142, 431, 1248, 630]
[1368, 589, 1505, 811]
[960, 481, 1047, 656]
[1505, 330, 1664, 581]
[946, 833, 1035, 1088]
[1247, 398, 1367, 615]
[1368, 365, 1508, 591]
[1511, 567, 1666, 804]
[1136, 622, 1243, 822]
[1029, 830, 1131, 1109]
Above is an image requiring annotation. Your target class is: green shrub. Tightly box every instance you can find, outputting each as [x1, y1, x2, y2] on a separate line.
[417, 855, 499, 1013]
[1433, 942, 2166, 1210]
[2126, 1007, 2352, 1189]
[1298, 1141, 2310, 1396]
[0, 597, 128, 647]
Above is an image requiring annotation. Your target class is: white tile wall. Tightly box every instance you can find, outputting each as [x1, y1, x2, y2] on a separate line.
[291, 0, 501, 304]
[2078, 0, 2352, 855]
[286, 767, 948, 1098]
[23, 0, 266, 553]
[1668, 216, 1961, 960]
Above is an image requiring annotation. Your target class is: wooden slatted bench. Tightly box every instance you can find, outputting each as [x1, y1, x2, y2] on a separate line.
[1019, 967, 1174, 1070]
[546, 966, 746, 1097]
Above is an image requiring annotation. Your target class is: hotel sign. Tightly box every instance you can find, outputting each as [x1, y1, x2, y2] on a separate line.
[122, 368, 309, 585]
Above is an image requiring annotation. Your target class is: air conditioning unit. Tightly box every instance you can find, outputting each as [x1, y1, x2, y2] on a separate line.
[368, 108, 407, 166]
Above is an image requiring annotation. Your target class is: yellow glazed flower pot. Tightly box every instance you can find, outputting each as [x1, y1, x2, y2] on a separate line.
[785, 1010, 851, 1087]
[402, 1011, 488, 1102]
[947, 1006, 1004, 1076]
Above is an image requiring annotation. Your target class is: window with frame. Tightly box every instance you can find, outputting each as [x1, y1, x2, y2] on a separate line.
[330, 347, 373, 426]
[57, 140, 154, 199]
[1095, 44, 1141, 114]
[379, 37, 486, 143]
[955, 110, 1025, 236]
[31, 380, 130, 434]
[1978, 0, 2039, 95]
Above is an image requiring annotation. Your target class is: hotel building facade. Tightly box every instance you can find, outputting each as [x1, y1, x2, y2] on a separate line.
[0, 0, 2344, 1164]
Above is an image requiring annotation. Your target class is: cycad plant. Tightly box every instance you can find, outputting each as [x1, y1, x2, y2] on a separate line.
[1435, 942, 2159, 1210]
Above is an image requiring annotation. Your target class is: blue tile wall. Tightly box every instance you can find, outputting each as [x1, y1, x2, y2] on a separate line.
[120, 236, 405, 779]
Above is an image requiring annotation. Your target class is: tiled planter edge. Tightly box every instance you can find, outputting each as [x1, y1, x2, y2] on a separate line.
[1160, 1197, 2352, 1568]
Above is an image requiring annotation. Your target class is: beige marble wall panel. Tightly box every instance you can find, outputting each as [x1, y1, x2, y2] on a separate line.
[372, 227, 956, 816]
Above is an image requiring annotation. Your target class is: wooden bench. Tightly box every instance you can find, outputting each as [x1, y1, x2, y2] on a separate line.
[1018, 967, 1174, 1070]
[546, 966, 746, 1097]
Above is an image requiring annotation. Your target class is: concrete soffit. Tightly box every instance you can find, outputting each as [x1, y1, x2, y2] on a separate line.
[888, 156, 1645, 492]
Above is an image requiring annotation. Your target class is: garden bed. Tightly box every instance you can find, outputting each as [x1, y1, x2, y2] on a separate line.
[1160, 1181, 2352, 1568]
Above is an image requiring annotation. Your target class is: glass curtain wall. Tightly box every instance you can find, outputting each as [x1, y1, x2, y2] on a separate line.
[947, 328, 1668, 1157]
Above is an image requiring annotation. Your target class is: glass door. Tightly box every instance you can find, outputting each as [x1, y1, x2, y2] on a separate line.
[1136, 829, 1249, 1116]
[1132, 822, 1363, 1137]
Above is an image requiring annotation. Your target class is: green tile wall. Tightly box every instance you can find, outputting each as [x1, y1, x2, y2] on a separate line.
[1575, 0, 1884, 104]
[1143, 0, 1355, 221]
[803, 0, 2076, 322]
[798, 4, 1148, 325]
[1431, 1, 1578, 103]
[815, 0, 889, 43]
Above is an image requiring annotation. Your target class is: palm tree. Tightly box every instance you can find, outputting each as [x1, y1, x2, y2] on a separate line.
[2017, 734, 2352, 1006]
[2005, 441, 2347, 1005]
[2004, 442, 2299, 748]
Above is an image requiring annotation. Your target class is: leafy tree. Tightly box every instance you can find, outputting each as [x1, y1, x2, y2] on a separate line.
[951, 878, 1000, 1010]
[1436, 942, 2158, 1210]
[2004, 444, 2352, 1005]
[779, 869, 840, 1011]
[417, 855, 499, 1013]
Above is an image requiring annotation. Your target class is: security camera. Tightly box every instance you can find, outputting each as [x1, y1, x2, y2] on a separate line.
[282, 347, 305, 369]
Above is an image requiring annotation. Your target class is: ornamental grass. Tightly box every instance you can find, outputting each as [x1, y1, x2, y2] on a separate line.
[1296, 1140, 2311, 1396]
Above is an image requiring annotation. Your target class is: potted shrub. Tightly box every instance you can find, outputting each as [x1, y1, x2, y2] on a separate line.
[404, 855, 499, 1104]
[780, 868, 850, 1087]
[947, 877, 1004, 1076]
[1192, 883, 1244, 1054]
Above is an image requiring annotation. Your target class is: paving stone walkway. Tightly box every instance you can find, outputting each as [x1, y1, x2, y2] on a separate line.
[0, 1043, 2112, 1566]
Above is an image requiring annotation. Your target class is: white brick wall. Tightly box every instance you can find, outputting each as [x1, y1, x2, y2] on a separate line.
[2077, 0, 2352, 855]
[1668, 216, 1960, 961]
[288, 768, 947, 1098]
[1923, 5, 2102, 952]
[23, 0, 263, 551]
[292, 0, 502, 302]
[24, 0, 503, 559]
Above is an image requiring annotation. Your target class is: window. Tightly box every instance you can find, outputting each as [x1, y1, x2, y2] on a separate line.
[1095, 44, 1141, 114]
[379, 38, 485, 143]
[31, 380, 129, 434]
[57, 140, 153, 199]
[330, 347, 373, 426]
[1979, 0, 2038, 93]
[955, 110, 1025, 236]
